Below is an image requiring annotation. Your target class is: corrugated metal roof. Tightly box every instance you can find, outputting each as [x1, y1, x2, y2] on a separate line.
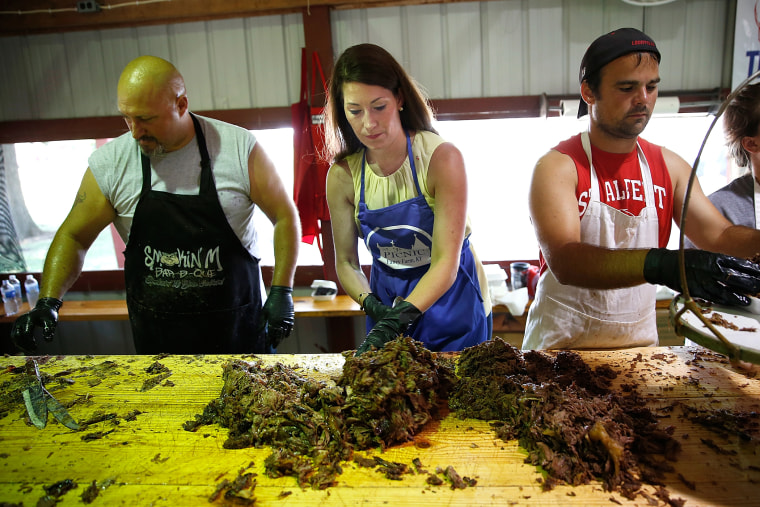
[0, 13, 304, 121]
[332, 0, 730, 98]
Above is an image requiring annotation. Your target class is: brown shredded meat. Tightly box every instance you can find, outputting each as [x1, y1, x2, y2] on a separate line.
[187, 337, 693, 504]
[449, 338, 681, 501]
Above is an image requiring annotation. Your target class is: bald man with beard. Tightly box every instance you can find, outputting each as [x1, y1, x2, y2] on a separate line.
[12, 56, 300, 355]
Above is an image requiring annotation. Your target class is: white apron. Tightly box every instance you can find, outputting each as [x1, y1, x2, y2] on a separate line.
[753, 177, 760, 229]
[523, 132, 660, 350]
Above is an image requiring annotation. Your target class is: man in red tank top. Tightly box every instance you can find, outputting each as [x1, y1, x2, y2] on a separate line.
[524, 28, 760, 351]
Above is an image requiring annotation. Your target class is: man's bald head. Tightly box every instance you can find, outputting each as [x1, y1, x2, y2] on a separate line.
[117, 56, 193, 155]
[118, 55, 186, 105]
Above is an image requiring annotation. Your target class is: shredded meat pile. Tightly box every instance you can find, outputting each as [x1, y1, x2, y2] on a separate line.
[184, 337, 454, 489]
[185, 337, 693, 504]
[449, 338, 681, 501]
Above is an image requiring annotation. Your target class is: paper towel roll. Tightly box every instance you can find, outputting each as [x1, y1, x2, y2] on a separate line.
[653, 96, 680, 115]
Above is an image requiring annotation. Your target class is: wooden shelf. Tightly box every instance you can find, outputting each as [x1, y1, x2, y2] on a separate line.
[0, 295, 363, 324]
[2, 296, 671, 326]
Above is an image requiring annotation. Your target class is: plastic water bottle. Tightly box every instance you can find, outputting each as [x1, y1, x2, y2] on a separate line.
[24, 274, 40, 308]
[8, 275, 22, 309]
[2, 280, 18, 316]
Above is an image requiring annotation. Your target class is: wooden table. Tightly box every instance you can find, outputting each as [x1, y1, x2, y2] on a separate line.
[0, 295, 363, 323]
[0, 298, 521, 322]
[0, 347, 758, 506]
[0, 295, 364, 353]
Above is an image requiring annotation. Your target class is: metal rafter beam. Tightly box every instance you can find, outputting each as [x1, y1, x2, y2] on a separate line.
[0, 0, 467, 36]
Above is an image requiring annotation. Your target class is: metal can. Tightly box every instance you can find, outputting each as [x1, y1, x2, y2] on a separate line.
[510, 262, 531, 291]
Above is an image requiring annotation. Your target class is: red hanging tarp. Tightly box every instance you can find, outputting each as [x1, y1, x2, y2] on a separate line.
[292, 49, 331, 248]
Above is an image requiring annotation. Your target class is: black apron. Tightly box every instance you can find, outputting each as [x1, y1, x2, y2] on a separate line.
[123, 114, 266, 354]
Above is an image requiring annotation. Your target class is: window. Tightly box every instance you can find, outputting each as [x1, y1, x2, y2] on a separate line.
[436, 113, 729, 258]
[8, 129, 323, 272]
[4, 113, 732, 275]
[13, 139, 118, 271]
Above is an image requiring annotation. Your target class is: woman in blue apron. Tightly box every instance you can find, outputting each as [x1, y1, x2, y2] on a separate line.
[323, 43, 492, 354]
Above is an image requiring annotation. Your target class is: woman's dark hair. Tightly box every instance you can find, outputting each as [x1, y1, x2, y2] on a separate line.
[724, 82, 760, 168]
[323, 43, 436, 163]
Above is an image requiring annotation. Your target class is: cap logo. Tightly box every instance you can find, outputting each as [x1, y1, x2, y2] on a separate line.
[632, 39, 656, 48]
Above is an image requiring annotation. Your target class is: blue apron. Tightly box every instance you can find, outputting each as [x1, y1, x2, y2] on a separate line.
[357, 132, 488, 352]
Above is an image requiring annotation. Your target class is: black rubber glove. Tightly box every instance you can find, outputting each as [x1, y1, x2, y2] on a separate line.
[643, 248, 760, 306]
[355, 300, 421, 356]
[261, 285, 294, 349]
[361, 293, 392, 323]
[10, 297, 63, 354]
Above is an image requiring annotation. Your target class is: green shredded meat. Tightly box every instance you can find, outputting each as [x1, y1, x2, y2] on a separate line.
[186, 336, 701, 505]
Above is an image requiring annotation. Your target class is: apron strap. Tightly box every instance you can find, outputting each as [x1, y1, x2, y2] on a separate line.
[360, 131, 420, 206]
[299, 48, 308, 102]
[311, 51, 327, 98]
[406, 132, 423, 196]
[191, 113, 213, 195]
[139, 153, 151, 196]
[753, 177, 760, 229]
[138, 113, 212, 197]
[581, 131, 655, 208]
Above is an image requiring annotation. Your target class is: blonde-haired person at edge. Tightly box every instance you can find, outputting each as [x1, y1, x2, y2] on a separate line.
[523, 28, 760, 352]
[686, 83, 760, 246]
[324, 43, 492, 355]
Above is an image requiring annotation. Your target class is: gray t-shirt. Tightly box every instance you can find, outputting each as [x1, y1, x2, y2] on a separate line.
[685, 173, 755, 248]
[88, 114, 260, 259]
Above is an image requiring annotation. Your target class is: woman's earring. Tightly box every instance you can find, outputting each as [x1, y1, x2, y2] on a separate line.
[399, 107, 404, 111]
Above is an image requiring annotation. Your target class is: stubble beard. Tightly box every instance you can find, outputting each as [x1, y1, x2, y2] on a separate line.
[138, 137, 166, 157]
[596, 106, 650, 141]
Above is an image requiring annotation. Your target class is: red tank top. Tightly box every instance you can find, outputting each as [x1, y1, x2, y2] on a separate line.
[537, 134, 674, 273]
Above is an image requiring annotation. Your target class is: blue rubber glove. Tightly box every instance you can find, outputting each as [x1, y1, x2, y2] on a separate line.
[643, 248, 760, 306]
[355, 300, 421, 356]
[10, 297, 63, 354]
[261, 286, 294, 349]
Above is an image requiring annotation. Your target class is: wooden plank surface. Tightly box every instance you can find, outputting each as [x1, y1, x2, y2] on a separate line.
[0, 295, 364, 323]
[0, 297, 532, 323]
[3, 294, 666, 325]
[0, 347, 758, 506]
[292, 295, 362, 317]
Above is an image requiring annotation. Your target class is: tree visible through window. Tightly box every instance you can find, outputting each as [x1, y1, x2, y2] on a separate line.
[0, 145, 28, 272]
